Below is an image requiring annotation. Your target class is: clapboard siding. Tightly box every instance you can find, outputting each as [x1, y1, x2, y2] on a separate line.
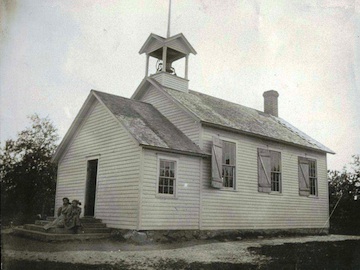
[151, 73, 189, 93]
[200, 126, 329, 230]
[140, 149, 201, 230]
[140, 86, 200, 145]
[56, 100, 140, 229]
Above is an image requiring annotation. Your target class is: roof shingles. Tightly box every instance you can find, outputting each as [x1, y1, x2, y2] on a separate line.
[93, 90, 206, 156]
[162, 87, 334, 154]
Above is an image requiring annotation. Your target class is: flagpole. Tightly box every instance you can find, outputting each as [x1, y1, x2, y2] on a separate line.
[167, 0, 171, 38]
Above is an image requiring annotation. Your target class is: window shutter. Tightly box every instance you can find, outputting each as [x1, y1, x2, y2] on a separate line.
[211, 136, 223, 189]
[258, 149, 271, 193]
[299, 158, 310, 196]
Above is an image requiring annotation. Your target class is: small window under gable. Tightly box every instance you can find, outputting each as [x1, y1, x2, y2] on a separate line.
[158, 158, 177, 196]
[258, 148, 282, 193]
[299, 157, 317, 196]
[211, 136, 236, 189]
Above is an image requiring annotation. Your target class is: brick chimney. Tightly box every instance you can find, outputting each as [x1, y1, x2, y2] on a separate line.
[263, 90, 279, 117]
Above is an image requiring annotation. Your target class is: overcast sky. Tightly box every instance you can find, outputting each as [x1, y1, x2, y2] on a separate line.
[1, 0, 359, 171]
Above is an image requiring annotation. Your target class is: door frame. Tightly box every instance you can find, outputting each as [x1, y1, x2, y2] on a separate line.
[84, 154, 101, 217]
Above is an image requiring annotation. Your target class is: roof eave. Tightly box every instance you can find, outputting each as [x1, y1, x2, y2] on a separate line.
[131, 77, 149, 100]
[140, 144, 209, 158]
[139, 33, 197, 55]
[165, 33, 197, 55]
[201, 121, 335, 155]
[52, 91, 98, 163]
[139, 33, 165, 54]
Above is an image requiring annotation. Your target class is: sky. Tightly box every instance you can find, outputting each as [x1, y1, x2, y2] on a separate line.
[1, 0, 359, 171]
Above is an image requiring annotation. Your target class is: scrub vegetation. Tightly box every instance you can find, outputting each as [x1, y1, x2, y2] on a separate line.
[1, 114, 59, 225]
[328, 155, 360, 235]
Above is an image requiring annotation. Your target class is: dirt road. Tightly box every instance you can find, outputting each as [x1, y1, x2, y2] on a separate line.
[2, 232, 360, 269]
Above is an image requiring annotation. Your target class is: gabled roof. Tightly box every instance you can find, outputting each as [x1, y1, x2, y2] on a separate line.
[52, 90, 207, 163]
[132, 79, 334, 154]
[161, 88, 334, 154]
[139, 33, 197, 55]
[93, 90, 205, 155]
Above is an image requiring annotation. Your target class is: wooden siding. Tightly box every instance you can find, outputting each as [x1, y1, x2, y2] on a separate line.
[140, 85, 200, 145]
[151, 73, 189, 93]
[200, 126, 329, 230]
[55, 100, 141, 229]
[140, 149, 201, 230]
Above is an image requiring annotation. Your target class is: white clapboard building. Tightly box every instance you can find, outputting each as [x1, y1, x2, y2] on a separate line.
[52, 29, 334, 234]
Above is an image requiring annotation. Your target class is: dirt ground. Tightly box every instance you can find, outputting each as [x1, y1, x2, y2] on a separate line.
[2, 229, 360, 270]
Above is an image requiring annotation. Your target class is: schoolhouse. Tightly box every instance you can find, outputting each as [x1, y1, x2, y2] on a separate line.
[52, 26, 334, 234]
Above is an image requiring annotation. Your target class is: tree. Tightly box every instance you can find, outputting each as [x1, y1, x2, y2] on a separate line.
[328, 155, 360, 234]
[1, 114, 59, 225]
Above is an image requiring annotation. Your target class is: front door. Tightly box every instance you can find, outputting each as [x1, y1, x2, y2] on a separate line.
[85, 159, 98, 216]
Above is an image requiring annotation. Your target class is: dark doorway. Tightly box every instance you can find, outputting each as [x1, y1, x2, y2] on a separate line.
[85, 159, 98, 217]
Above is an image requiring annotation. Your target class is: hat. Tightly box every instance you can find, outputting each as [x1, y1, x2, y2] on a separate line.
[62, 197, 70, 202]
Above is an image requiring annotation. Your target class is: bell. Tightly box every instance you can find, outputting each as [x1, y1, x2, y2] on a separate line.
[165, 62, 173, 73]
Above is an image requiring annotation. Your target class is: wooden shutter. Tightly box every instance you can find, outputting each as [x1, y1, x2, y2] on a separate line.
[211, 136, 223, 189]
[299, 158, 310, 196]
[258, 149, 271, 193]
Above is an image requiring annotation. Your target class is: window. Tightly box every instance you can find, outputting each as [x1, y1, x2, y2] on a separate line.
[158, 159, 176, 195]
[299, 157, 317, 196]
[309, 160, 317, 196]
[222, 141, 236, 188]
[258, 148, 281, 193]
[211, 136, 236, 189]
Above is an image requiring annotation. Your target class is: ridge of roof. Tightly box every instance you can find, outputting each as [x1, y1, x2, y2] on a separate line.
[188, 89, 263, 115]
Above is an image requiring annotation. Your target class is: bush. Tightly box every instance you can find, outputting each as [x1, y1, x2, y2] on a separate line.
[328, 155, 360, 235]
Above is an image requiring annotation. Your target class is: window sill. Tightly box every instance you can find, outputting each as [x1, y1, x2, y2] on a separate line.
[269, 191, 282, 195]
[308, 195, 319, 199]
[156, 194, 178, 200]
[258, 191, 282, 195]
[220, 188, 238, 192]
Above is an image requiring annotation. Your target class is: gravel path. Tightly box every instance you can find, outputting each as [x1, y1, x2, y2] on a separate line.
[2, 233, 360, 269]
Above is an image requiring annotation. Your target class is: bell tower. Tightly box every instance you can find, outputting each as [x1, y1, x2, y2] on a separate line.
[138, 0, 196, 93]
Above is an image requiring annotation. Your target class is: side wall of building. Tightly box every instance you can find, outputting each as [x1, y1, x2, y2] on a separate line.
[140, 86, 201, 146]
[139, 149, 201, 230]
[55, 100, 141, 229]
[200, 126, 329, 231]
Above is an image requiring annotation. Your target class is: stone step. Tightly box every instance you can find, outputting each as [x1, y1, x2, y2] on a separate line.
[80, 223, 107, 228]
[35, 220, 106, 228]
[13, 227, 111, 242]
[45, 217, 103, 223]
[35, 220, 50, 226]
[24, 224, 111, 234]
[80, 217, 103, 223]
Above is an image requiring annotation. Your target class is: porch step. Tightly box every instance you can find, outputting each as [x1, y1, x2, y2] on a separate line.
[81, 222, 107, 228]
[46, 217, 102, 223]
[79, 217, 103, 223]
[36, 219, 106, 228]
[13, 216, 111, 242]
[13, 227, 111, 242]
[24, 224, 111, 234]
